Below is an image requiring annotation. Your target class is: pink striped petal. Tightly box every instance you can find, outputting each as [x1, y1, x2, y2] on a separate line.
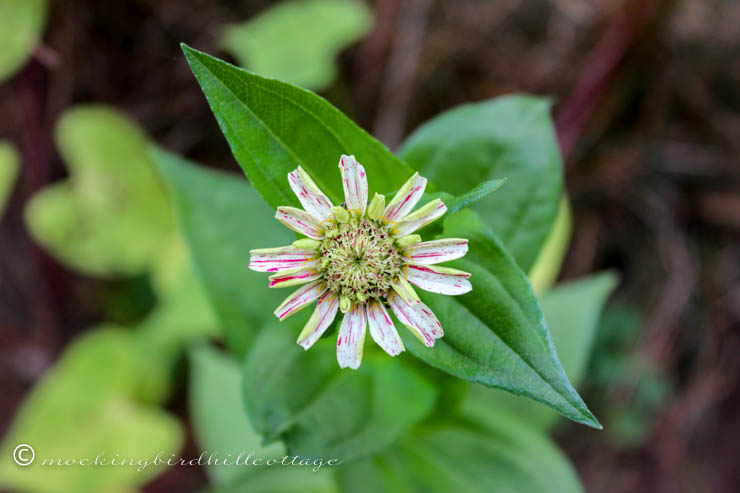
[366, 301, 404, 356]
[269, 266, 322, 288]
[406, 238, 468, 265]
[336, 304, 367, 369]
[297, 292, 340, 349]
[393, 199, 447, 236]
[406, 265, 472, 295]
[273, 281, 326, 320]
[275, 206, 324, 239]
[388, 294, 443, 347]
[288, 166, 333, 221]
[249, 246, 318, 273]
[338, 155, 368, 216]
[384, 172, 427, 222]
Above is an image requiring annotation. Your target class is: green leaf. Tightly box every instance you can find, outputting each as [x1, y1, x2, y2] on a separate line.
[0, 140, 19, 214]
[413, 179, 507, 237]
[336, 416, 582, 493]
[189, 346, 285, 484]
[0, 329, 182, 493]
[399, 95, 563, 271]
[137, 236, 219, 353]
[528, 196, 572, 295]
[205, 467, 340, 493]
[25, 105, 175, 277]
[445, 178, 506, 214]
[0, 0, 47, 83]
[220, 0, 372, 91]
[467, 272, 618, 429]
[401, 209, 600, 428]
[152, 148, 292, 357]
[181, 44, 416, 210]
[243, 324, 437, 462]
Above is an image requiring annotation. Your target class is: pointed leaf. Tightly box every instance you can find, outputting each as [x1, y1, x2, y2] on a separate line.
[468, 272, 618, 429]
[181, 44, 415, 209]
[400, 209, 601, 428]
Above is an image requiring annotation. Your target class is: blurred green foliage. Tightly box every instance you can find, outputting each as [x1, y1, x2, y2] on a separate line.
[0, 328, 182, 493]
[189, 346, 285, 484]
[0, 140, 19, 214]
[589, 304, 672, 448]
[337, 414, 582, 493]
[220, 0, 373, 90]
[25, 106, 175, 277]
[4, 107, 218, 493]
[0, 0, 47, 83]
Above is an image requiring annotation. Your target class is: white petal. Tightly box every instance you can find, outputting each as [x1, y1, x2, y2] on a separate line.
[269, 266, 322, 288]
[288, 166, 333, 221]
[275, 206, 324, 239]
[366, 301, 404, 356]
[406, 238, 468, 265]
[338, 155, 368, 216]
[406, 265, 472, 296]
[297, 292, 340, 349]
[336, 304, 367, 369]
[389, 294, 443, 347]
[249, 246, 318, 273]
[393, 199, 447, 236]
[384, 172, 427, 222]
[273, 281, 326, 320]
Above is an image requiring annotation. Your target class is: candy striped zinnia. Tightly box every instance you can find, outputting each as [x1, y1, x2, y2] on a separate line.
[249, 155, 472, 369]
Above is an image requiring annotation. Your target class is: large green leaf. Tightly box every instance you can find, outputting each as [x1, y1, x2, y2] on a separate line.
[152, 148, 292, 357]
[0, 329, 182, 493]
[400, 209, 600, 428]
[243, 324, 438, 462]
[25, 106, 175, 277]
[336, 415, 582, 493]
[189, 346, 285, 484]
[0, 140, 19, 214]
[0, 0, 47, 83]
[181, 45, 416, 209]
[220, 0, 372, 90]
[465, 272, 618, 429]
[399, 95, 562, 271]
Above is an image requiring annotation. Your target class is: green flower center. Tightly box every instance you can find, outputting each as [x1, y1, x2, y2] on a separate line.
[319, 217, 404, 305]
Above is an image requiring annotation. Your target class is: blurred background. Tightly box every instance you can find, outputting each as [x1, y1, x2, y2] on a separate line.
[1, 0, 739, 492]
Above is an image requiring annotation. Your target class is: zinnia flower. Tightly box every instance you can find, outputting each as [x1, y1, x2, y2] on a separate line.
[249, 155, 472, 369]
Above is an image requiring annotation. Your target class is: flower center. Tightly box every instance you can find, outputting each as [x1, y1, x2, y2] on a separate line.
[318, 217, 404, 305]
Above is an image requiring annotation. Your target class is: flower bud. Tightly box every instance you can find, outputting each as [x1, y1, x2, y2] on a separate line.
[332, 206, 350, 223]
[396, 234, 422, 248]
[367, 193, 386, 220]
[292, 238, 321, 250]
